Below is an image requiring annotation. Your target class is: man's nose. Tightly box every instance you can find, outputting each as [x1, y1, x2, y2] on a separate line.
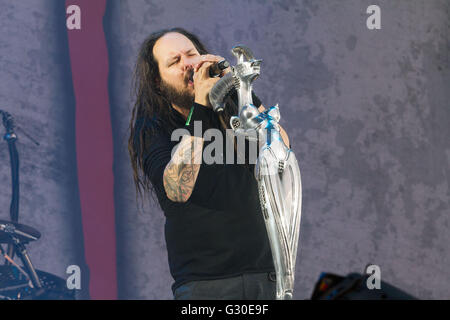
[182, 55, 200, 71]
[182, 62, 193, 72]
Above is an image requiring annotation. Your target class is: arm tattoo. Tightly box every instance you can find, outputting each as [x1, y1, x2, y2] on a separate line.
[163, 135, 203, 202]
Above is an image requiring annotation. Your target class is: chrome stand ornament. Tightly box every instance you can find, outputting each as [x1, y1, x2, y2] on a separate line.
[210, 45, 303, 300]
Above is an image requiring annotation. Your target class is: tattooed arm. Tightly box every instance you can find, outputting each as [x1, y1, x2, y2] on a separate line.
[163, 135, 204, 203]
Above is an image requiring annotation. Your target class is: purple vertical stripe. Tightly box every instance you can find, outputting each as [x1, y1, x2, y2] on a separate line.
[66, 0, 117, 299]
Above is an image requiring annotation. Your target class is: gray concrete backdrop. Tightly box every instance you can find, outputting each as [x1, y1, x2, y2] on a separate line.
[0, 0, 449, 299]
[0, 0, 89, 298]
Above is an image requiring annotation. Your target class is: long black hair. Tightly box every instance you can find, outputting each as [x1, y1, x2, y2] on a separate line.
[128, 27, 238, 206]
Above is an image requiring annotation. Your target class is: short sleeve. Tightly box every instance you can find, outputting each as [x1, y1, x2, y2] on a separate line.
[142, 131, 174, 196]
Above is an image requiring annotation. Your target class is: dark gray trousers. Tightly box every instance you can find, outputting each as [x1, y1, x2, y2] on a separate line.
[173, 272, 277, 300]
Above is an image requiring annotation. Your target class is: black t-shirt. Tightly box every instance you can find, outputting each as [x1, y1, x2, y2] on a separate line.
[142, 95, 274, 293]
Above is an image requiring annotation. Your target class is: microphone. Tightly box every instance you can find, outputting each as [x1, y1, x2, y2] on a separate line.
[208, 59, 230, 77]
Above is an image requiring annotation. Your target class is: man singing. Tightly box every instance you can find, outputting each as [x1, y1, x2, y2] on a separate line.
[128, 27, 289, 300]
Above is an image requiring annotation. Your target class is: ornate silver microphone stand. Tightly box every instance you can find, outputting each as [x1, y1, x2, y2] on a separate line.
[210, 45, 303, 300]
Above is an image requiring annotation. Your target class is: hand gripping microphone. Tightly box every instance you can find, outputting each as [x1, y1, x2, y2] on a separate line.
[209, 59, 230, 77]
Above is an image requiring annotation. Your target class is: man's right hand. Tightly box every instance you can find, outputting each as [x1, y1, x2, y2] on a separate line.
[192, 55, 224, 108]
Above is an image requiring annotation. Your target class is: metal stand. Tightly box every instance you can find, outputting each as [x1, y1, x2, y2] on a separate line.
[9, 237, 42, 289]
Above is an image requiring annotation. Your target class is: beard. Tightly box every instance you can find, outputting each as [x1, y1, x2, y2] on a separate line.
[160, 78, 194, 111]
